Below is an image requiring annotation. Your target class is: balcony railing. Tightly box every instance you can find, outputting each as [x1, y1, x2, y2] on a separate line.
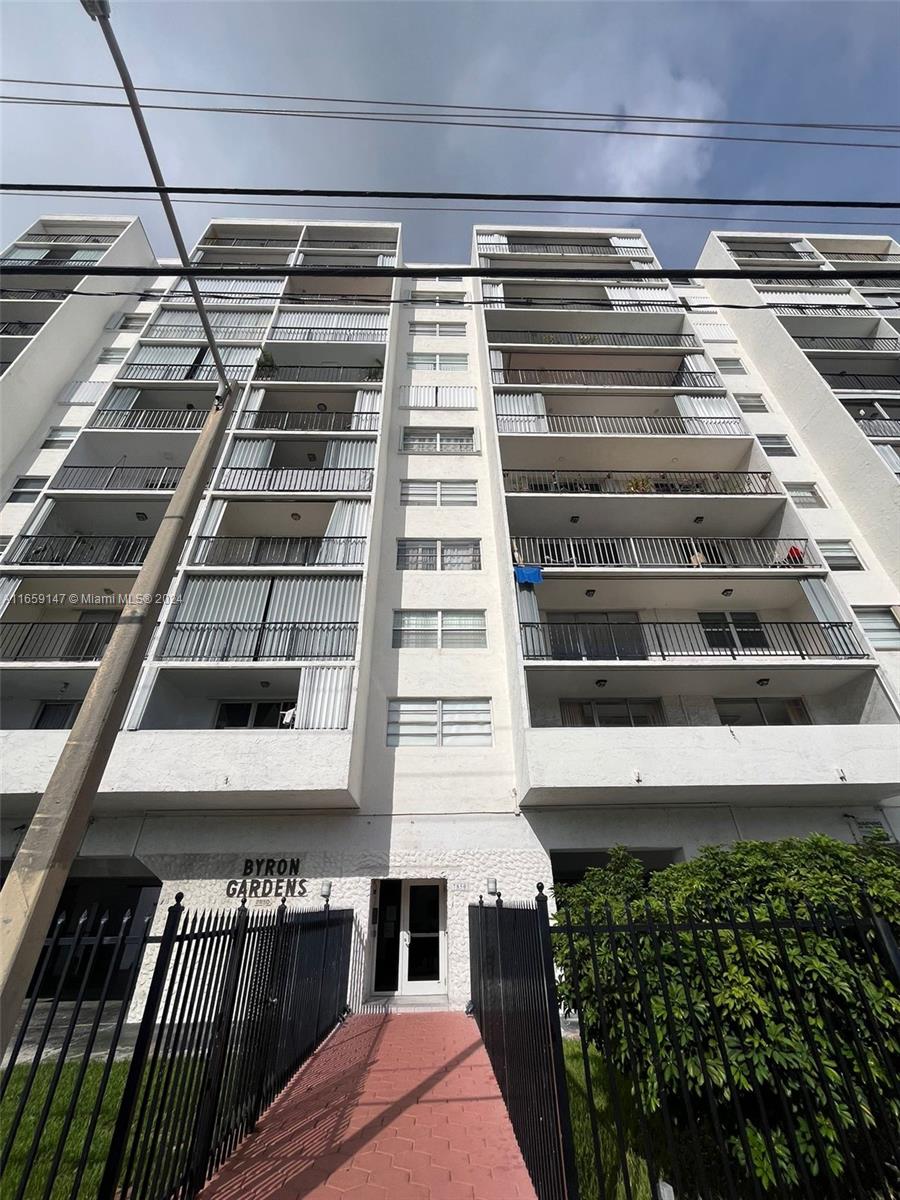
[236, 410, 378, 432]
[487, 330, 700, 349]
[496, 413, 746, 437]
[23, 233, 116, 245]
[158, 621, 357, 661]
[283, 294, 391, 306]
[511, 535, 818, 570]
[727, 247, 819, 260]
[191, 535, 367, 566]
[0, 321, 42, 336]
[488, 296, 677, 314]
[52, 465, 184, 491]
[301, 239, 397, 251]
[822, 373, 900, 391]
[770, 304, 870, 317]
[826, 251, 900, 262]
[268, 326, 387, 343]
[857, 417, 900, 438]
[492, 368, 721, 389]
[520, 620, 865, 661]
[478, 241, 650, 257]
[254, 364, 384, 383]
[88, 407, 209, 431]
[217, 466, 373, 492]
[0, 621, 116, 661]
[121, 362, 256, 382]
[796, 336, 900, 352]
[503, 469, 779, 496]
[8, 534, 152, 567]
[0, 289, 70, 300]
[144, 324, 268, 340]
[198, 237, 298, 248]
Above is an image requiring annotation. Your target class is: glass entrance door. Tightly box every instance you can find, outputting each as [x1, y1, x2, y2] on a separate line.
[399, 880, 446, 995]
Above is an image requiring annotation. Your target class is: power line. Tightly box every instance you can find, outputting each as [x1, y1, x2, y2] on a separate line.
[3, 93, 897, 151]
[6, 187, 896, 228]
[3, 76, 896, 134]
[4, 183, 898, 209]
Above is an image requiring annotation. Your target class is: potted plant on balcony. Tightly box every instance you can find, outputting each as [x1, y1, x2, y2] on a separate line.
[625, 474, 653, 493]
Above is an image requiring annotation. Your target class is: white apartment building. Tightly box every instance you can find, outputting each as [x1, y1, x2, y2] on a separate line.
[1, 216, 898, 1009]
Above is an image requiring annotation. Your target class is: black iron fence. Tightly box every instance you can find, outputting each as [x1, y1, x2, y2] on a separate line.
[158, 620, 358, 661]
[0, 621, 117, 662]
[503, 468, 779, 497]
[7, 534, 153, 567]
[190, 535, 367, 567]
[1, 895, 353, 1200]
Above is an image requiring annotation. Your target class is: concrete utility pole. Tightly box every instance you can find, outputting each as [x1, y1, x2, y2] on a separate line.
[0, 0, 239, 1048]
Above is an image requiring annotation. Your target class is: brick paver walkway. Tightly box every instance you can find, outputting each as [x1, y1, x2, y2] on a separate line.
[199, 1012, 537, 1200]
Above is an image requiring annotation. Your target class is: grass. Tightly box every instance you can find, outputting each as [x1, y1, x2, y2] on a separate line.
[0, 1059, 130, 1200]
[563, 1039, 656, 1200]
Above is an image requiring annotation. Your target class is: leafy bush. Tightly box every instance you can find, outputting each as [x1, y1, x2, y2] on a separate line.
[553, 834, 900, 1196]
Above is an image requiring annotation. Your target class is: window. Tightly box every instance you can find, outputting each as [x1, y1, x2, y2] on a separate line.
[714, 357, 747, 375]
[387, 698, 492, 747]
[400, 479, 477, 506]
[785, 482, 826, 508]
[853, 608, 900, 648]
[399, 386, 477, 409]
[34, 701, 81, 730]
[401, 427, 475, 453]
[818, 540, 863, 571]
[41, 426, 77, 449]
[97, 348, 127, 365]
[699, 611, 769, 651]
[215, 700, 296, 728]
[393, 610, 487, 649]
[396, 539, 481, 570]
[9, 475, 48, 503]
[119, 313, 147, 331]
[734, 393, 768, 413]
[407, 353, 468, 371]
[415, 275, 464, 283]
[714, 698, 811, 726]
[408, 321, 467, 337]
[560, 699, 664, 728]
[758, 435, 796, 457]
[408, 290, 468, 307]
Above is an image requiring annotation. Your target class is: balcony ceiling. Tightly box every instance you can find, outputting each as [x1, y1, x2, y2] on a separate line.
[523, 662, 875, 698]
[531, 576, 811, 612]
[505, 493, 784, 536]
[497, 434, 751, 473]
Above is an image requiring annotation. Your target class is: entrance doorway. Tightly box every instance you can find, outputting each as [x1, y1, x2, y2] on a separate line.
[370, 879, 446, 996]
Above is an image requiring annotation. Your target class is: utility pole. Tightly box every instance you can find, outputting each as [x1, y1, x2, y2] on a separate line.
[0, 0, 239, 1048]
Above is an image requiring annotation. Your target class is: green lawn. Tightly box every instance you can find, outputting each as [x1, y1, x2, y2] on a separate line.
[0, 1060, 130, 1200]
[563, 1039, 655, 1200]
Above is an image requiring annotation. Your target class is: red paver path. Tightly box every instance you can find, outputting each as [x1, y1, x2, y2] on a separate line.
[199, 1012, 538, 1200]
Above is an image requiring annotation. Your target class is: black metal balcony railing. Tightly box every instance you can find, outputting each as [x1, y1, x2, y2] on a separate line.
[826, 251, 900, 262]
[520, 620, 866, 661]
[796, 336, 900, 352]
[23, 233, 116, 245]
[144, 324, 268, 340]
[492, 367, 721, 389]
[496, 413, 747, 437]
[191, 535, 367, 567]
[121, 362, 256, 382]
[478, 241, 650, 257]
[0, 321, 42, 336]
[236, 410, 379, 433]
[254, 364, 384, 384]
[0, 289, 70, 301]
[823, 373, 900, 391]
[52, 465, 184, 491]
[511, 535, 818, 571]
[0, 621, 116, 662]
[488, 296, 677, 314]
[8, 534, 152, 567]
[857, 417, 900, 438]
[503, 468, 779, 496]
[727, 247, 819, 260]
[217, 466, 373, 492]
[198, 236, 298, 248]
[770, 304, 870, 317]
[159, 621, 357, 661]
[284, 293, 391, 307]
[268, 326, 388, 343]
[487, 330, 700, 350]
[301, 239, 397, 251]
[0, 257, 74, 269]
[88, 407, 209, 431]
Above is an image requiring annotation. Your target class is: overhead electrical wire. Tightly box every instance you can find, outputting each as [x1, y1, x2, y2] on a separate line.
[3, 184, 898, 209]
[2, 77, 897, 134]
[2, 93, 897, 151]
[4, 188, 897, 229]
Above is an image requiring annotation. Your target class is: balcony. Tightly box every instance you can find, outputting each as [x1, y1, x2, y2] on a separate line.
[8, 534, 152, 568]
[856, 417, 900, 438]
[770, 304, 870, 317]
[236, 409, 378, 433]
[503, 469, 779, 496]
[217, 466, 373, 494]
[158, 621, 357, 661]
[267, 324, 388, 344]
[727, 247, 819, 260]
[0, 289, 70, 301]
[0, 621, 116, 662]
[826, 251, 900, 262]
[144, 321, 268, 341]
[198, 236, 298, 248]
[492, 367, 721, 389]
[477, 239, 651, 258]
[487, 329, 699, 350]
[822, 373, 900, 392]
[511, 535, 819, 571]
[121, 361, 256, 383]
[300, 238, 397, 251]
[51, 465, 183, 492]
[88, 407, 208, 431]
[0, 321, 43, 337]
[24, 233, 116, 246]
[496, 413, 746, 437]
[796, 336, 900, 352]
[191, 535, 366, 567]
[520, 619, 866, 662]
[254, 364, 383, 384]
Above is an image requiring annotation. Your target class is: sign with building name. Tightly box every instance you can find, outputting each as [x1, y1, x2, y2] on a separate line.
[225, 857, 308, 900]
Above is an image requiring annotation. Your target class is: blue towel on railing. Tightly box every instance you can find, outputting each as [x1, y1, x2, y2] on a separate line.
[514, 565, 543, 584]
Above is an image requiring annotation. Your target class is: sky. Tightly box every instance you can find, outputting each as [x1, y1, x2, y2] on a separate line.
[0, 0, 898, 267]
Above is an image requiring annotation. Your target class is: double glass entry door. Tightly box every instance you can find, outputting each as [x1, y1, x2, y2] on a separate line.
[371, 879, 446, 996]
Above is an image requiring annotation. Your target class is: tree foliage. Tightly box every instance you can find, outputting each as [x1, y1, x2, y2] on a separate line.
[553, 834, 900, 1196]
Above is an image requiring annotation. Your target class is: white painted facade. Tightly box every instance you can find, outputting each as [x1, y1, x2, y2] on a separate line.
[2, 217, 898, 1010]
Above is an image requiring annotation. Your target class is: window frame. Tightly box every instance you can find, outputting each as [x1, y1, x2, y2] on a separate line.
[9, 475, 49, 503]
[97, 347, 128, 365]
[399, 479, 478, 507]
[758, 434, 796, 457]
[818, 539, 864, 571]
[386, 697, 493, 747]
[713, 357, 747, 375]
[853, 607, 900, 648]
[392, 609, 487, 649]
[714, 697, 811, 727]
[785, 482, 826, 508]
[400, 427, 477, 454]
[733, 393, 768, 413]
[395, 538, 481, 570]
[214, 699, 296, 729]
[560, 698, 665, 728]
[41, 426, 78, 449]
[406, 352, 469, 372]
